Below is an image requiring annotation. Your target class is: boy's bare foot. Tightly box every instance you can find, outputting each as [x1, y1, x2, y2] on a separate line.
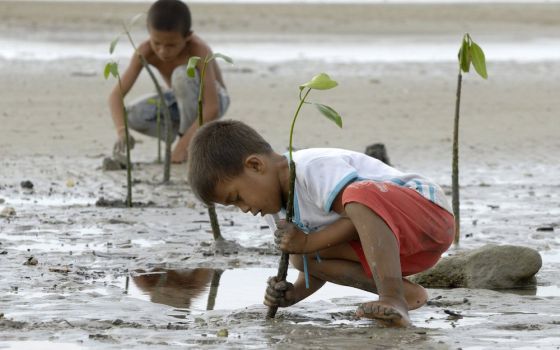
[404, 280, 428, 310]
[356, 299, 411, 328]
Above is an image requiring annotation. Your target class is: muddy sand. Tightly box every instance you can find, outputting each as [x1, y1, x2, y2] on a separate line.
[1, 1, 560, 349]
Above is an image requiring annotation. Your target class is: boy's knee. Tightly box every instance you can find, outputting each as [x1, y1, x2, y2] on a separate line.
[172, 65, 198, 90]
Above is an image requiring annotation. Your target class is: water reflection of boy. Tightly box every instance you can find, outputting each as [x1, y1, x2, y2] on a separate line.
[187, 120, 455, 327]
[132, 268, 214, 309]
[108, 0, 229, 164]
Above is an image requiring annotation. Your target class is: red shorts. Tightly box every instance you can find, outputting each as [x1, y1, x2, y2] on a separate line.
[342, 180, 454, 277]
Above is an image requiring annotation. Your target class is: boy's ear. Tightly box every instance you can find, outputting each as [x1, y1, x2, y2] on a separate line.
[244, 154, 266, 173]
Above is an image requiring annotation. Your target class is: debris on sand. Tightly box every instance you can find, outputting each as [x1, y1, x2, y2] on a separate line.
[24, 256, 38, 266]
[20, 180, 34, 189]
[0, 206, 16, 218]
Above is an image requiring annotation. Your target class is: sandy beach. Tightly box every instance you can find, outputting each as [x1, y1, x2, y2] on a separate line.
[1, 1, 560, 349]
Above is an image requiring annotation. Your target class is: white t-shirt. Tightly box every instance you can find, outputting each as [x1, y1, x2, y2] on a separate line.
[266, 148, 452, 233]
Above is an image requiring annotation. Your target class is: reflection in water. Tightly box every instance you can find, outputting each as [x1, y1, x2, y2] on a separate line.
[130, 268, 222, 310]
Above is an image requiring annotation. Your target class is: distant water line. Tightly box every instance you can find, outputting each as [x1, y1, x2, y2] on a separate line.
[1, 37, 560, 63]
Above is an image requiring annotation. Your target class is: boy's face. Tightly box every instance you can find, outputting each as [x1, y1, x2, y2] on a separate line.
[148, 28, 190, 62]
[212, 155, 284, 217]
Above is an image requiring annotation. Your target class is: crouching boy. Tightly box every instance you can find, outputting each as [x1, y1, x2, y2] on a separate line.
[187, 120, 454, 327]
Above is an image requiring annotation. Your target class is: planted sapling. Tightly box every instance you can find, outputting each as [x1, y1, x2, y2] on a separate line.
[110, 14, 174, 182]
[267, 73, 343, 319]
[186, 53, 233, 242]
[146, 97, 162, 163]
[104, 61, 133, 207]
[452, 33, 488, 244]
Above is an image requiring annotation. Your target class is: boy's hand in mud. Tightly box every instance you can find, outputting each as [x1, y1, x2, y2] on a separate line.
[113, 134, 136, 155]
[274, 220, 308, 253]
[171, 145, 188, 164]
[264, 276, 296, 308]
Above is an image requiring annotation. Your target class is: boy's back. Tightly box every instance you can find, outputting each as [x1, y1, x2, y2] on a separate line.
[287, 148, 452, 232]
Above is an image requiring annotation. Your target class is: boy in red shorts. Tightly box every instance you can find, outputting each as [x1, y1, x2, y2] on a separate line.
[187, 120, 454, 327]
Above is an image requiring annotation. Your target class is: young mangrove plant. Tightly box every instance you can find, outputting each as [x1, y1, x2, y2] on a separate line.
[453, 33, 488, 244]
[104, 61, 133, 207]
[146, 97, 162, 163]
[110, 14, 174, 182]
[267, 73, 343, 319]
[186, 53, 233, 242]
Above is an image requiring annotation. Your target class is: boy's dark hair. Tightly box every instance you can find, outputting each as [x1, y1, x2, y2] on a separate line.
[147, 0, 192, 37]
[188, 120, 273, 205]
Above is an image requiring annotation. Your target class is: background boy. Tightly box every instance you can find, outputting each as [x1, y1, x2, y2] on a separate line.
[187, 120, 454, 327]
[108, 0, 229, 164]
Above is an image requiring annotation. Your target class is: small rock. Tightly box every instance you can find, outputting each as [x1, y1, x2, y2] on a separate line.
[365, 143, 390, 165]
[0, 198, 5, 204]
[20, 180, 34, 189]
[102, 157, 126, 171]
[0, 207, 16, 218]
[217, 329, 229, 337]
[410, 244, 542, 289]
[24, 257, 38, 266]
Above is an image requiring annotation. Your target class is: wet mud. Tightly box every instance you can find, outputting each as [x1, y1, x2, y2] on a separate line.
[1, 155, 560, 349]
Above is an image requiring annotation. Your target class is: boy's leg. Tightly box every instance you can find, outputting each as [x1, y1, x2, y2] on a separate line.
[171, 66, 199, 134]
[171, 65, 231, 134]
[126, 91, 180, 141]
[293, 244, 427, 311]
[344, 202, 411, 327]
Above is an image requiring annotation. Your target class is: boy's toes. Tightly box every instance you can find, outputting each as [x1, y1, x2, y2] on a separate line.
[356, 301, 410, 327]
[356, 302, 401, 320]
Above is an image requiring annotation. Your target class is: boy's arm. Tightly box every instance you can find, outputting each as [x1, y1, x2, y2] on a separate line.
[108, 52, 143, 139]
[171, 48, 222, 163]
[276, 190, 358, 254]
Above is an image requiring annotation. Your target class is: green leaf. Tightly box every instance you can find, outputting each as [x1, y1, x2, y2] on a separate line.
[146, 97, 159, 105]
[211, 53, 233, 64]
[104, 63, 112, 79]
[109, 62, 119, 78]
[109, 36, 120, 54]
[315, 103, 343, 128]
[459, 38, 470, 73]
[470, 42, 488, 79]
[186, 56, 201, 78]
[299, 73, 338, 90]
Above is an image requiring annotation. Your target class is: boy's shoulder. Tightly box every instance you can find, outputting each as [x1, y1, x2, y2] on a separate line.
[186, 34, 213, 57]
[293, 148, 364, 165]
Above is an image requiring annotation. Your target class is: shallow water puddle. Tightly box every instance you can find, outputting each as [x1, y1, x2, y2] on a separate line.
[98, 267, 495, 329]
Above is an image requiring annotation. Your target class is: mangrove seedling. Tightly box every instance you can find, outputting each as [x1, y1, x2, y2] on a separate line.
[146, 97, 162, 163]
[104, 61, 133, 207]
[453, 33, 488, 244]
[267, 73, 343, 319]
[186, 53, 233, 242]
[110, 14, 174, 182]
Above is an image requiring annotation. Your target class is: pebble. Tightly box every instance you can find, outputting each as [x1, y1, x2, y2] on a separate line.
[24, 257, 38, 266]
[0, 207, 16, 218]
[20, 180, 34, 189]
